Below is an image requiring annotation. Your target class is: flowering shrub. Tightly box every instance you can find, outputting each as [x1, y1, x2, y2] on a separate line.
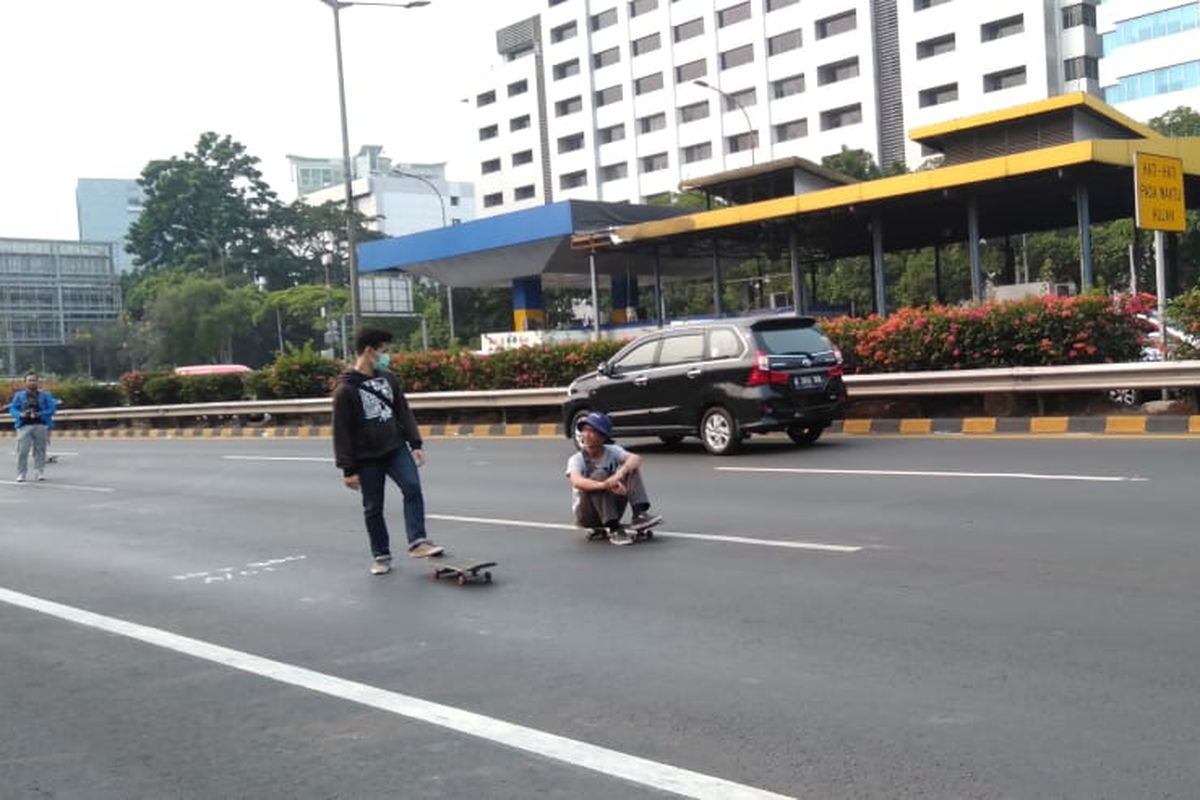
[387, 340, 626, 392]
[142, 373, 183, 405]
[1167, 287, 1200, 358]
[120, 370, 148, 405]
[178, 374, 246, 404]
[262, 344, 343, 399]
[55, 381, 123, 409]
[822, 293, 1155, 373]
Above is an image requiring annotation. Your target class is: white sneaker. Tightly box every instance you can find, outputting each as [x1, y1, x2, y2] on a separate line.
[608, 528, 634, 546]
[370, 559, 392, 575]
[35, 471, 45, 482]
[15, 474, 26, 483]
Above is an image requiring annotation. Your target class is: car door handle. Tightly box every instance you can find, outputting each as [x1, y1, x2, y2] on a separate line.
[685, 368, 702, 379]
[633, 374, 648, 387]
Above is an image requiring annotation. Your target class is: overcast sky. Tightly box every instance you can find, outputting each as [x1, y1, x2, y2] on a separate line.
[0, 0, 541, 241]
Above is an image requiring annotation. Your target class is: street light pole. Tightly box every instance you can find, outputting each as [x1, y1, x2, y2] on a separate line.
[322, 0, 431, 334]
[694, 79, 755, 166]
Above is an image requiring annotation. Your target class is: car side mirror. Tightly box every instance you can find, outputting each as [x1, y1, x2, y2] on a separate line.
[596, 361, 610, 377]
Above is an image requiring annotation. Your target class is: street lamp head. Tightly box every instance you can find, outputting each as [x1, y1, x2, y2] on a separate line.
[693, 79, 712, 89]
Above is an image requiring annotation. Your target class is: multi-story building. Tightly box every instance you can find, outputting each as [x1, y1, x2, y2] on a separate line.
[287, 145, 394, 197]
[470, 0, 1104, 216]
[0, 238, 122, 372]
[75, 178, 144, 274]
[1099, 0, 1200, 122]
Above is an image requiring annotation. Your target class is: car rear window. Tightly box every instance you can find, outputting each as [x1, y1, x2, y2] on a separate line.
[753, 324, 833, 355]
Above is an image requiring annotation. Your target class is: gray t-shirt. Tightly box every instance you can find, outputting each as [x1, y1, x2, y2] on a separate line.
[565, 444, 629, 511]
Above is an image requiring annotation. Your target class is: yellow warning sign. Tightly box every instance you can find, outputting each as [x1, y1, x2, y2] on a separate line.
[1135, 152, 1186, 232]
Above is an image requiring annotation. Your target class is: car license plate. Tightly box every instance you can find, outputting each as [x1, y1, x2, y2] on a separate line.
[793, 374, 823, 389]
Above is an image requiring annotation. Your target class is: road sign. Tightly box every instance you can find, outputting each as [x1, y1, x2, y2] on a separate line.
[1135, 152, 1187, 232]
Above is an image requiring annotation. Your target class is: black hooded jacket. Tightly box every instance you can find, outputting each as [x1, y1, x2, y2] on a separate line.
[331, 369, 423, 476]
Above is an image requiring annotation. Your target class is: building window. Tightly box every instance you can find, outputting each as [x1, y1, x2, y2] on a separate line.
[512, 149, 534, 165]
[726, 131, 758, 154]
[981, 14, 1023, 42]
[479, 124, 499, 141]
[550, 21, 577, 42]
[483, 192, 503, 208]
[558, 133, 585, 153]
[720, 44, 754, 70]
[815, 10, 856, 39]
[632, 32, 662, 56]
[774, 118, 808, 142]
[594, 47, 621, 69]
[724, 86, 757, 110]
[514, 185, 537, 201]
[1104, 60, 1200, 103]
[718, 2, 751, 28]
[1061, 4, 1095, 29]
[918, 82, 958, 107]
[507, 79, 528, 97]
[600, 162, 629, 182]
[1063, 56, 1099, 82]
[629, 0, 658, 17]
[595, 84, 624, 106]
[510, 114, 531, 132]
[481, 158, 501, 174]
[679, 100, 710, 123]
[549, 0, 568, 5]
[591, 7, 618, 31]
[820, 103, 862, 130]
[450, 196, 460, 207]
[555, 95, 583, 116]
[772, 73, 805, 99]
[639, 112, 667, 134]
[913, 0, 951, 9]
[553, 58, 580, 80]
[635, 72, 664, 95]
[767, 28, 803, 56]
[674, 17, 704, 42]
[983, 66, 1027, 92]
[476, 90, 496, 107]
[1103, 5, 1199, 56]
[598, 123, 626, 144]
[560, 170, 588, 189]
[676, 59, 707, 83]
[641, 152, 669, 173]
[765, 0, 798, 10]
[817, 57, 859, 86]
[916, 33, 955, 59]
[682, 142, 712, 163]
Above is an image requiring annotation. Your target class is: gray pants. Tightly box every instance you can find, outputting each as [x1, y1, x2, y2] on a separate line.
[575, 467, 651, 529]
[17, 424, 48, 478]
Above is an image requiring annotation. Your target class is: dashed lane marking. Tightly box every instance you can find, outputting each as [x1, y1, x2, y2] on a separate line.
[0, 586, 794, 800]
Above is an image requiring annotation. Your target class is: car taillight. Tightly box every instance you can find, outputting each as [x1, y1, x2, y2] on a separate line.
[827, 364, 844, 378]
[746, 350, 788, 385]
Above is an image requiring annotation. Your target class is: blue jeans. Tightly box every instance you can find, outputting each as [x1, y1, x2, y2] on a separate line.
[358, 447, 427, 560]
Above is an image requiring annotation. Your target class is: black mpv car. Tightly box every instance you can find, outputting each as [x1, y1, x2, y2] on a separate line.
[562, 316, 847, 455]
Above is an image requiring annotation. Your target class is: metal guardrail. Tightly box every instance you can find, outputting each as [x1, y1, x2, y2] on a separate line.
[5, 362, 1199, 425]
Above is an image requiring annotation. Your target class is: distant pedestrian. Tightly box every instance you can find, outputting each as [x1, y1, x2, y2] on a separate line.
[8, 373, 57, 482]
[566, 412, 663, 545]
[332, 328, 444, 575]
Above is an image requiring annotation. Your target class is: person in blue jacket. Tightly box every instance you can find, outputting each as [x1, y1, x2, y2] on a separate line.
[9, 373, 57, 482]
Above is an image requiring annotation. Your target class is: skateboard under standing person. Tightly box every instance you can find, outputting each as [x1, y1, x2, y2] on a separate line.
[566, 412, 663, 545]
[332, 329, 444, 575]
[9, 373, 57, 483]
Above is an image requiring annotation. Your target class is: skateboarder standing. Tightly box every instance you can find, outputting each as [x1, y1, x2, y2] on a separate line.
[9, 373, 57, 482]
[333, 329, 444, 575]
[566, 412, 662, 545]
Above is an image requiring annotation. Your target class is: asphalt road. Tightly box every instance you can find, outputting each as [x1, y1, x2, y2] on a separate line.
[2, 432, 1199, 799]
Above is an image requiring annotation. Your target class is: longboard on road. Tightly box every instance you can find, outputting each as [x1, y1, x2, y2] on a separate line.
[432, 559, 497, 586]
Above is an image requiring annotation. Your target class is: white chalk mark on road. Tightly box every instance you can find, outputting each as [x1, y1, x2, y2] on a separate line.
[716, 466, 1149, 483]
[428, 513, 862, 553]
[172, 555, 307, 584]
[0, 480, 115, 493]
[0, 586, 794, 800]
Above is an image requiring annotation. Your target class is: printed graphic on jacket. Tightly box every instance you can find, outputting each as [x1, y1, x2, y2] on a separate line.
[359, 377, 394, 423]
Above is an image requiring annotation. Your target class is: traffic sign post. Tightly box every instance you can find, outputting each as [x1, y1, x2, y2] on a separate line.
[1135, 152, 1188, 385]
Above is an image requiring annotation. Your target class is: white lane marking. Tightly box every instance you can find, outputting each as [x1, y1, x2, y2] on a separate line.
[222, 456, 334, 463]
[429, 513, 862, 554]
[0, 480, 115, 493]
[716, 467, 1149, 483]
[0, 586, 793, 800]
[172, 555, 308, 584]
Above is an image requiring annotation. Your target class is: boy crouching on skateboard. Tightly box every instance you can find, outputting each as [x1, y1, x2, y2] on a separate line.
[565, 412, 662, 545]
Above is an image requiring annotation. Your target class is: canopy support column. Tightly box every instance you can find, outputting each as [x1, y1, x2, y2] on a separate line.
[588, 251, 600, 340]
[789, 228, 809, 315]
[871, 215, 887, 317]
[653, 248, 665, 328]
[712, 239, 723, 317]
[1077, 182, 1094, 291]
[968, 197, 983, 302]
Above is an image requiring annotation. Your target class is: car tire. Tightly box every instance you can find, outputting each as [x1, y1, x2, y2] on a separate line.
[569, 409, 592, 449]
[657, 434, 684, 446]
[786, 425, 824, 445]
[700, 406, 740, 455]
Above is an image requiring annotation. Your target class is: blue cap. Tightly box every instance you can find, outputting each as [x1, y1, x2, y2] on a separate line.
[576, 411, 614, 442]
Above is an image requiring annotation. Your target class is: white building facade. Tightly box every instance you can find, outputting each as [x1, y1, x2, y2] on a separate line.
[1098, 0, 1200, 122]
[471, 0, 1106, 216]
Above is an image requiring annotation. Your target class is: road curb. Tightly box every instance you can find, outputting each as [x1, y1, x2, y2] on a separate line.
[3, 417, 1200, 439]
